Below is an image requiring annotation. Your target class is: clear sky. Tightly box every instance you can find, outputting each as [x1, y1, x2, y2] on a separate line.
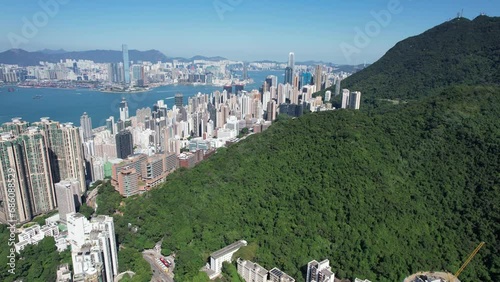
[1, 0, 499, 64]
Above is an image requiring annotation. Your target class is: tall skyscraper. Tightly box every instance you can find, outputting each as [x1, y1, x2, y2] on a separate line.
[131, 65, 142, 85]
[106, 116, 115, 135]
[266, 100, 276, 121]
[325, 90, 332, 102]
[242, 62, 248, 80]
[55, 180, 80, 222]
[293, 75, 300, 89]
[300, 72, 312, 87]
[119, 98, 129, 121]
[265, 76, 273, 89]
[108, 63, 124, 83]
[262, 81, 269, 94]
[175, 93, 184, 108]
[284, 67, 293, 85]
[341, 89, 350, 109]
[285, 52, 295, 85]
[349, 91, 361, 109]
[335, 78, 342, 96]
[115, 130, 133, 159]
[0, 128, 56, 224]
[35, 118, 86, 194]
[306, 259, 335, 282]
[80, 112, 93, 142]
[122, 44, 130, 85]
[315, 65, 323, 91]
[288, 52, 295, 69]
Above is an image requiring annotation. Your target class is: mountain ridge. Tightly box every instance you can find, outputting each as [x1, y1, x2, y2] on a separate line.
[0, 49, 231, 65]
[334, 15, 500, 103]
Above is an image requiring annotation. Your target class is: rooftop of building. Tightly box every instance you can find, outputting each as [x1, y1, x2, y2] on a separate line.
[210, 240, 247, 259]
[178, 152, 195, 159]
[70, 213, 85, 219]
[91, 214, 112, 223]
[269, 267, 295, 281]
[237, 259, 268, 276]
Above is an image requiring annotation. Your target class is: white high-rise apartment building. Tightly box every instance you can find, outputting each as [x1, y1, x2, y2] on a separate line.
[349, 91, 361, 110]
[341, 89, 350, 109]
[306, 259, 335, 282]
[67, 213, 118, 282]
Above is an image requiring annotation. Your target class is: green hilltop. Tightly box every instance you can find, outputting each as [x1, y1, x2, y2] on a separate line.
[330, 16, 500, 105]
[111, 16, 500, 282]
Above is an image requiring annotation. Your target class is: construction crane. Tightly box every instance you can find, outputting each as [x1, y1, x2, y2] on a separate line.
[454, 242, 486, 278]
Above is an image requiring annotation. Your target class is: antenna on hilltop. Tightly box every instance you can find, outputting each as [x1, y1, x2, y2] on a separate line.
[461, 9, 464, 18]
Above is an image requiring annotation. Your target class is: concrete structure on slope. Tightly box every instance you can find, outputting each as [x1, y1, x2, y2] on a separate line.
[208, 240, 247, 279]
[403, 272, 460, 282]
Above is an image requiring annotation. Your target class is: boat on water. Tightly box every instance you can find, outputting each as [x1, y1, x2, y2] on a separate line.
[8, 87, 15, 92]
[33, 95, 42, 99]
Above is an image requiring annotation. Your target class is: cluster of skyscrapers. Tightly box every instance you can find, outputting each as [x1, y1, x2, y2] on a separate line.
[0, 51, 361, 224]
[0, 50, 364, 282]
[0, 117, 85, 224]
[0, 44, 256, 88]
[341, 89, 362, 110]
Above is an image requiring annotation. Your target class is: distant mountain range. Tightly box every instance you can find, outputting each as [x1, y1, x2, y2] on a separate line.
[0, 49, 230, 66]
[0, 49, 361, 68]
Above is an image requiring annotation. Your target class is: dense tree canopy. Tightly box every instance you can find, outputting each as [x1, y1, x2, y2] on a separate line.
[111, 85, 500, 281]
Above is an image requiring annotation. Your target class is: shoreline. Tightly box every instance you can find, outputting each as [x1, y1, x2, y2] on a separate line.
[14, 85, 97, 91]
[100, 89, 152, 94]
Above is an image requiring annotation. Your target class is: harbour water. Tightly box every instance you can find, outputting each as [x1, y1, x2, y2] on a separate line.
[0, 70, 283, 127]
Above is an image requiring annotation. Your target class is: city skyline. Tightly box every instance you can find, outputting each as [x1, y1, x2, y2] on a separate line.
[1, 0, 499, 64]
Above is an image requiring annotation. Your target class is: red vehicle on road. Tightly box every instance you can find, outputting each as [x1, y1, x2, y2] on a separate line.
[159, 257, 171, 268]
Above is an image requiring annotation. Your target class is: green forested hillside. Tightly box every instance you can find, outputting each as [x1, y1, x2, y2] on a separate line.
[337, 16, 500, 102]
[114, 86, 500, 281]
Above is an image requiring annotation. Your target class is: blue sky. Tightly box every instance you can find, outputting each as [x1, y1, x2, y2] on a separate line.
[1, 0, 499, 64]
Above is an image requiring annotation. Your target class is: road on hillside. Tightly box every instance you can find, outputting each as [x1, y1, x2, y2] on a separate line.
[143, 250, 175, 282]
